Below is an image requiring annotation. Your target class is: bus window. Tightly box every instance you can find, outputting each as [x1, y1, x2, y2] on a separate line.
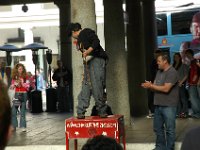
[171, 10, 199, 35]
[156, 13, 167, 36]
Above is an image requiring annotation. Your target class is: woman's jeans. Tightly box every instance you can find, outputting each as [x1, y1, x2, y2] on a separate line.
[12, 92, 27, 128]
[189, 85, 200, 118]
[154, 106, 177, 150]
[177, 86, 188, 114]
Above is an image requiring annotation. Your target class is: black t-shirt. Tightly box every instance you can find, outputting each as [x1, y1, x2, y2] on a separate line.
[52, 67, 71, 86]
[77, 28, 108, 60]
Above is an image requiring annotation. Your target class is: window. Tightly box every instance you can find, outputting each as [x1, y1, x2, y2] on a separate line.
[156, 13, 167, 36]
[171, 10, 199, 35]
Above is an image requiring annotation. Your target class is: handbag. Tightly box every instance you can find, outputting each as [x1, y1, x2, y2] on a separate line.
[12, 93, 23, 107]
[8, 87, 15, 106]
[12, 97, 22, 106]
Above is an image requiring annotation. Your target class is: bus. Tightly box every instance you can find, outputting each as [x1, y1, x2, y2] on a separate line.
[156, 4, 200, 58]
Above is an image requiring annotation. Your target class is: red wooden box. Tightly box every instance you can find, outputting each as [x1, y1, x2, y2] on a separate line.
[65, 115, 126, 150]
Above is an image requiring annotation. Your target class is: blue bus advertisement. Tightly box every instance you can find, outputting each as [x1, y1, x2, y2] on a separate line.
[156, 5, 200, 63]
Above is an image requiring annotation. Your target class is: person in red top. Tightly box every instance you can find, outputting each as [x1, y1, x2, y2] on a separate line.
[10, 63, 30, 132]
[185, 49, 200, 118]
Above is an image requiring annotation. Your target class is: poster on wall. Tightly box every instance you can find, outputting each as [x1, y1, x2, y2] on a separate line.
[156, 5, 200, 63]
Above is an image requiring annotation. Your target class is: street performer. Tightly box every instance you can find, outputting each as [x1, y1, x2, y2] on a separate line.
[67, 22, 108, 119]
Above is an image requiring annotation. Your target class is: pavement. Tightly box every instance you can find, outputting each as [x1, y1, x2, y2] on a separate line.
[6, 110, 200, 150]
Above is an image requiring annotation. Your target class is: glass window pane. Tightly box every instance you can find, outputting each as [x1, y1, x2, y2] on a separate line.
[156, 13, 167, 36]
[171, 10, 199, 35]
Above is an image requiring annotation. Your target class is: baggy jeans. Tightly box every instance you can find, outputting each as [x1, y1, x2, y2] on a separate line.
[77, 57, 107, 115]
[12, 92, 27, 128]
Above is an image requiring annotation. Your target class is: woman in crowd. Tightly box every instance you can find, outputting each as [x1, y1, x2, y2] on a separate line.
[10, 63, 30, 132]
[173, 53, 189, 118]
[26, 71, 35, 110]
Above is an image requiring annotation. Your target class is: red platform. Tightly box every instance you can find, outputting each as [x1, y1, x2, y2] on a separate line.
[65, 115, 126, 150]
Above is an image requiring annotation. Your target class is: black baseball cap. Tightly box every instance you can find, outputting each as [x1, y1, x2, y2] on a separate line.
[66, 23, 82, 37]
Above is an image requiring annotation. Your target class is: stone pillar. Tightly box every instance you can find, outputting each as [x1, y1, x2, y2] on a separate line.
[54, 0, 71, 71]
[71, 0, 96, 116]
[126, 0, 156, 116]
[103, 0, 131, 126]
[55, 0, 72, 112]
[142, 0, 157, 81]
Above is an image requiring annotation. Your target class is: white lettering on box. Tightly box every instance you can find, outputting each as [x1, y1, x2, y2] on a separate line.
[66, 122, 117, 128]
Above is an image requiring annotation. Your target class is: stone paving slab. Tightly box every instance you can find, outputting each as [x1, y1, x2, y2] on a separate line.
[7, 111, 200, 149]
[5, 143, 182, 150]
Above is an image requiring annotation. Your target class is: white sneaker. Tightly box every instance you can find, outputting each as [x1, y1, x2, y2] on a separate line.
[146, 113, 154, 119]
[21, 128, 26, 132]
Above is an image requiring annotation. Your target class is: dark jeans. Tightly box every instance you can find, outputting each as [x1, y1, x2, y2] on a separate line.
[189, 85, 200, 118]
[154, 106, 177, 150]
[57, 85, 71, 112]
[177, 86, 188, 115]
[148, 90, 155, 113]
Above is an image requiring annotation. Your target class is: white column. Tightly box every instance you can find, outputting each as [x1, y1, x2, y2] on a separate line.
[21, 27, 35, 74]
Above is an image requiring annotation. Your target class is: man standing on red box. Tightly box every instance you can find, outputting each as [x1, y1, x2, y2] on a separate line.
[67, 23, 109, 119]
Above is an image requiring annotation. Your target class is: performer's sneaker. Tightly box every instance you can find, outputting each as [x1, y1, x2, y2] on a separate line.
[99, 114, 108, 118]
[77, 114, 85, 119]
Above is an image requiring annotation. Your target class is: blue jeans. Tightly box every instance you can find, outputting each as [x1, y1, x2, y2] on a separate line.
[12, 92, 27, 128]
[189, 85, 200, 118]
[154, 106, 177, 150]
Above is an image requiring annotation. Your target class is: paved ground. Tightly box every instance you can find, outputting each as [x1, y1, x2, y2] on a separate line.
[6, 110, 200, 150]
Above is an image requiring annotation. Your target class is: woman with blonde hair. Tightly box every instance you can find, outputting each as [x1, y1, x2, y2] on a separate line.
[10, 63, 30, 132]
